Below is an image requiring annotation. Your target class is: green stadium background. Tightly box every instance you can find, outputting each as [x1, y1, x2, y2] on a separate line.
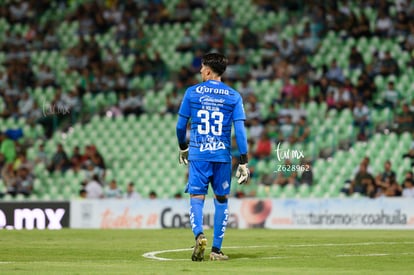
[0, 0, 413, 202]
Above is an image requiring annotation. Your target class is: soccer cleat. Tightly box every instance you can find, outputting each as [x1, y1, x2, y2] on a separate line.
[191, 234, 207, 261]
[209, 250, 229, 261]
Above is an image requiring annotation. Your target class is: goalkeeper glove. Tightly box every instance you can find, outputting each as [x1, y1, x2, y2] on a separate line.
[236, 154, 249, 184]
[179, 147, 189, 165]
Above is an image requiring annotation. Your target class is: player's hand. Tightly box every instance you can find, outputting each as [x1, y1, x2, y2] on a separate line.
[236, 164, 250, 184]
[179, 148, 189, 165]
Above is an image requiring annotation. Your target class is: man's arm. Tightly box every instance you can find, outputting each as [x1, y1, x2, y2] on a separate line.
[234, 120, 248, 161]
[176, 115, 189, 164]
[176, 90, 191, 164]
[232, 93, 249, 183]
[232, 95, 248, 161]
[234, 120, 249, 184]
[176, 115, 189, 150]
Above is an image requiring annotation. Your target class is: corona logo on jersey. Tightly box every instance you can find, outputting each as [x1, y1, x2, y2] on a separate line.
[195, 85, 229, 95]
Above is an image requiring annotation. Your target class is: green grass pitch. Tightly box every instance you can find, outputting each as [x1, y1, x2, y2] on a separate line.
[1, 229, 414, 274]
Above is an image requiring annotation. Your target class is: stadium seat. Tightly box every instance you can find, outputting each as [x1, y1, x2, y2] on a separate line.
[255, 184, 268, 198]
[297, 184, 310, 198]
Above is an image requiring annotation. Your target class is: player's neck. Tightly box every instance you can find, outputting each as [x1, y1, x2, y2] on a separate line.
[206, 76, 221, 82]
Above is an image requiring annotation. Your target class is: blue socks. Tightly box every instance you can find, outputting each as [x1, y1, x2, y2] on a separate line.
[190, 197, 229, 250]
[190, 197, 204, 238]
[213, 198, 229, 250]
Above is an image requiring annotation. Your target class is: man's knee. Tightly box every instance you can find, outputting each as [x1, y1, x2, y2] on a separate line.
[191, 194, 205, 200]
[215, 195, 228, 203]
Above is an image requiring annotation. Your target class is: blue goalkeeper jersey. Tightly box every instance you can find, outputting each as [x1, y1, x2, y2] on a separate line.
[178, 80, 246, 163]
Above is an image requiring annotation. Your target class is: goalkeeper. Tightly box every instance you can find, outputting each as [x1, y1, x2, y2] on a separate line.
[176, 52, 249, 261]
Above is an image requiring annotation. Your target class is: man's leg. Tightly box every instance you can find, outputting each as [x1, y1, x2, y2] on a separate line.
[212, 195, 229, 252]
[210, 162, 231, 261]
[186, 161, 211, 261]
[190, 195, 205, 239]
[190, 194, 208, 261]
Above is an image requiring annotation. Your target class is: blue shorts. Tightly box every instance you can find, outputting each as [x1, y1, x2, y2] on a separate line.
[185, 161, 232, 196]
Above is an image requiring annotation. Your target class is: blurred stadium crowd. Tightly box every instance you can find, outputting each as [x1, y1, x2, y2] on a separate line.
[1, 0, 414, 200]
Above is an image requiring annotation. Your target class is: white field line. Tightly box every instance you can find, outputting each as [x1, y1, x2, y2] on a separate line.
[143, 241, 414, 261]
[336, 252, 414, 257]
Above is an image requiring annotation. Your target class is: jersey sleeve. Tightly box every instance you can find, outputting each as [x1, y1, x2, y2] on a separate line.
[176, 115, 189, 148]
[234, 120, 248, 155]
[176, 89, 190, 148]
[232, 94, 246, 121]
[178, 89, 191, 118]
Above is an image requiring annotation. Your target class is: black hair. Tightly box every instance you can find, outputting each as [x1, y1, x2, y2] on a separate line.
[92, 174, 100, 182]
[201, 52, 227, 76]
[404, 179, 413, 185]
